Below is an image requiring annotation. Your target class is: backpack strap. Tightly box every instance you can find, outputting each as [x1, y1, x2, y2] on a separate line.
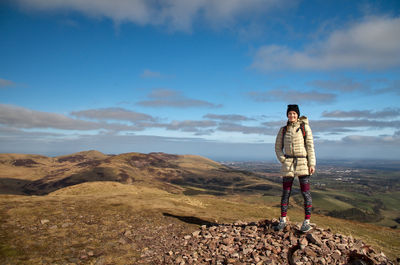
[300, 122, 306, 138]
[300, 122, 307, 148]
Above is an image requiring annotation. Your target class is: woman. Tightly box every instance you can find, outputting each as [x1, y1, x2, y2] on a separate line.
[274, 104, 316, 232]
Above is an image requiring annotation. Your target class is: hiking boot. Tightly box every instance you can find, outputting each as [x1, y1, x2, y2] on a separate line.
[300, 220, 312, 233]
[274, 219, 286, 231]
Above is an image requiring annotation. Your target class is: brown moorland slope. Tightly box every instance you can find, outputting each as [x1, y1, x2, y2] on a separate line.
[1, 181, 399, 264]
[0, 151, 399, 264]
[0, 150, 279, 196]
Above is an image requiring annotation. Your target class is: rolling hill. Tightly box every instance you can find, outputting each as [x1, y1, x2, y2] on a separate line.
[0, 150, 279, 196]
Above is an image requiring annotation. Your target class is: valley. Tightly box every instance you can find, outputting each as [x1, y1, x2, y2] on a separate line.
[223, 160, 400, 229]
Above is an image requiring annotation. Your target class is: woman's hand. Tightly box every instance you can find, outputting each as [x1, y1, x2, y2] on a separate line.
[309, 166, 315, 175]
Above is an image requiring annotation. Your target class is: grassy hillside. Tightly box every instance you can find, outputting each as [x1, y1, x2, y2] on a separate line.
[0, 151, 278, 196]
[1, 181, 399, 264]
[1, 151, 399, 263]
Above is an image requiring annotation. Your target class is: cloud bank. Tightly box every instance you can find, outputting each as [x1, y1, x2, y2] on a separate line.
[322, 108, 400, 119]
[308, 78, 370, 92]
[137, 89, 222, 108]
[15, 0, 295, 32]
[2, 103, 400, 159]
[248, 89, 336, 103]
[71, 107, 156, 122]
[0, 104, 102, 130]
[203, 113, 254, 122]
[252, 16, 400, 71]
[2, 127, 400, 160]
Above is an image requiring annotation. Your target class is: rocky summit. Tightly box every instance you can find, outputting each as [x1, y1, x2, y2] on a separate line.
[164, 219, 394, 265]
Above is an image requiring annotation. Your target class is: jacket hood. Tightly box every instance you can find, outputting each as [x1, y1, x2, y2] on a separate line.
[299, 116, 309, 125]
[287, 116, 309, 126]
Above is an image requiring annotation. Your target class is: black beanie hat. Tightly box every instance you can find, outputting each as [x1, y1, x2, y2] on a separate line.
[287, 104, 300, 117]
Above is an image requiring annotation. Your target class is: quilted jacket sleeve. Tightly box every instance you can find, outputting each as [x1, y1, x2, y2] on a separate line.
[275, 127, 285, 163]
[304, 124, 316, 167]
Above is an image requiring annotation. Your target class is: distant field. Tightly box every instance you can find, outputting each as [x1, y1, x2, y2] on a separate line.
[228, 160, 400, 229]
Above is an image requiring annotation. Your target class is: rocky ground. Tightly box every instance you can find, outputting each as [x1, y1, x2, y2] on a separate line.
[164, 219, 396, 265]
[1, 188, 398, 264]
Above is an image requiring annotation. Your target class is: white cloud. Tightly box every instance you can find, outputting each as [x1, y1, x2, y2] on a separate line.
[309, 78, 400, 95]
[0, 131, 276, 160]
[2, 128, 400, 160]
[15, 0, 295, 32]
[137, 89, 222, 108]
[252, 16, 400, 71]
[0, 104, 143, 131]
[322, 108, 400, 119]
[165, 120, 217, 134]
[217, 122, 274, 135]
[203, 113, 254, 122]
[308, 78, 370, 92]
[248, 89, 336, 103]
[316, 134, 400, 160]
[0, 104, 100, 130]
[71, 107, 156, 122]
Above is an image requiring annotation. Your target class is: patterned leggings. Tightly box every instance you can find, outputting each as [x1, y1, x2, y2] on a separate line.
[281, 175, 312, 219]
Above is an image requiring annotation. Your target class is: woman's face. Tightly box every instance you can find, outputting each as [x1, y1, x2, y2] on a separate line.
[287, 111, 298, 122]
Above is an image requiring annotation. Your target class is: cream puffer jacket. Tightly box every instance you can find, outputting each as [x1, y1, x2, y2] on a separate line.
[274, 116, 316, 177]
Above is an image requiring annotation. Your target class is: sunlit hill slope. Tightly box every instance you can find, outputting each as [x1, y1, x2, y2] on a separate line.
[0, 150, 278, 196]
[0, 151, 399, 263]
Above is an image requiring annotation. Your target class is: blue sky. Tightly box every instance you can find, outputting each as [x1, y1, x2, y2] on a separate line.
[1, 0, 400, 161]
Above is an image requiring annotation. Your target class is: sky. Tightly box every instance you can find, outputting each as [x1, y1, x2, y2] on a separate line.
[1, 0, 400, 161]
